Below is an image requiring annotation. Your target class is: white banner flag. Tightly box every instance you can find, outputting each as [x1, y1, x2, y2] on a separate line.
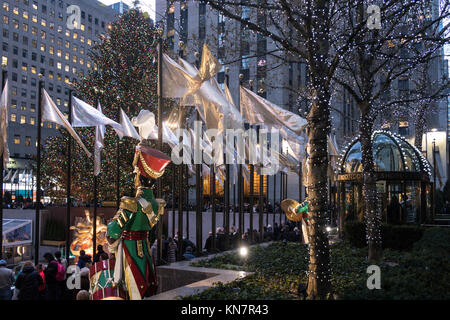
[240, 86, 307, 135]
[94, 102, 105, 176]
[71, 97, 123, 135]
[0, 79, 10, 166]
[131, 110, 158, 140]
[119, 108, 140, 140]
[42, 89, 92, 157]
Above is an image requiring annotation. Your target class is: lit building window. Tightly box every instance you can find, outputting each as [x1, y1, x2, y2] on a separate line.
[23, 11, 28, 19]
[25, 136, 31, 146]
[1, 56, 7, 66]
[3, 2, 8, 11]
[20, 115, 26, 124]
[30, 117, 35, 125]
[32, 15, 37, 23]
[14, 135, 20, 145]
[13, 7, 19, 15]
[11, 114, 17, 122]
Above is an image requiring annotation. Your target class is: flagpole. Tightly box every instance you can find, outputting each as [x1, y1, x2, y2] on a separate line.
[259, 163, 264, 243]
[177, 43, 185, 261]
[93, 97, 99, 259]
[185, 162, 189, 241]
[195, 56, 202, 254]
[93, 171, 98, 258]
[157, 36, 164, 264]
[273, 174, 276, 229]
[172, 163, 176, 239]
[0, 65, 7, 259]
[238, 74, 244, 240]
[211, 161, 216, 252]
[66, 86, 73, 262]
[35, 74, 44, 265]
[224, 69, 230, 250]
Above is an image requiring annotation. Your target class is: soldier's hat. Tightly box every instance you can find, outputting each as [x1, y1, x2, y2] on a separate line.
[132, 144, 171, 179]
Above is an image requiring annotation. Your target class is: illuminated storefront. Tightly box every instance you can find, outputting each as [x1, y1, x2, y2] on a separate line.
[336, 131, 433, 225]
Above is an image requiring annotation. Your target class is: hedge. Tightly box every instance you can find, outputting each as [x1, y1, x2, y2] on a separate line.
[184, 228, 450, 300]
[344, 221, 424, 250]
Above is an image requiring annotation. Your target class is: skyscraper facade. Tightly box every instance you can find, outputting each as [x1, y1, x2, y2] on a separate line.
[1, 0, 117, 171]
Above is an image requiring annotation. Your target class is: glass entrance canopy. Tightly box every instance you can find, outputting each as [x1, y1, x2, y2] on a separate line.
[2, 219, 33, 248]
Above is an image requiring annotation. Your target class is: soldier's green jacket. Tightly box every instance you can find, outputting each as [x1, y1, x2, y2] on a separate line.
[107, 187, 165, 298]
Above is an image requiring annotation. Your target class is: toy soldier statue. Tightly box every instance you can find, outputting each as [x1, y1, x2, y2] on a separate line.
[90, 144, 171, 300]
[281, 199, 310, 244]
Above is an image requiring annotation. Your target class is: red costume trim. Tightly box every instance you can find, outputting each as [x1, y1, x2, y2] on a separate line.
[121, 230, 149, 240]
[122, 242, 155, 298]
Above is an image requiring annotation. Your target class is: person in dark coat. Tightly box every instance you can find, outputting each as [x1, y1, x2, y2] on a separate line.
[43, 253, 59, 300]
[15, 262, 43, 300]
[77, 250, 92, 269]
[216, 228, 226, 251]
[93, 245, 106, 263]
[204, 232, 214, 253]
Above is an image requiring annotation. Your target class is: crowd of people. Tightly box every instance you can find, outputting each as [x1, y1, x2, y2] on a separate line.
[0, 218, 307, 301]
[203, 220, 305, 252]
[0, 245, 113, 301]
[150, 219, 306, 264]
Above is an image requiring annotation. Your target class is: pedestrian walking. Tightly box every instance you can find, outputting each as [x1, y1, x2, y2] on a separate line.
[0, 259, 14, 300]
[15, 261, 43, 300]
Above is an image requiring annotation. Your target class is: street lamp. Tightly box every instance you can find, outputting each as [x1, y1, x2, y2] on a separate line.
[239, 246, 248, 257]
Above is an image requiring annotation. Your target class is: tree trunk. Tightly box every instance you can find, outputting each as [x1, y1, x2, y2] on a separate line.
[306, 87, 332, 299]
[359, 109, 382, 261]
[303, 0, 334, 300]
[414, 104, 426, 151]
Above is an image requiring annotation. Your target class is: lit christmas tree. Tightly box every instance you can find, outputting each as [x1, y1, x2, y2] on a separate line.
[41, 9, 172, 203]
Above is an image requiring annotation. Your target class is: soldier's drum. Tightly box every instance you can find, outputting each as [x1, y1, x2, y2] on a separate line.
[89, 259, 127, 300]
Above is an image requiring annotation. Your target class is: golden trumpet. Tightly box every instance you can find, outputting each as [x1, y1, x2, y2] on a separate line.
[281, 199, 303, 222]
